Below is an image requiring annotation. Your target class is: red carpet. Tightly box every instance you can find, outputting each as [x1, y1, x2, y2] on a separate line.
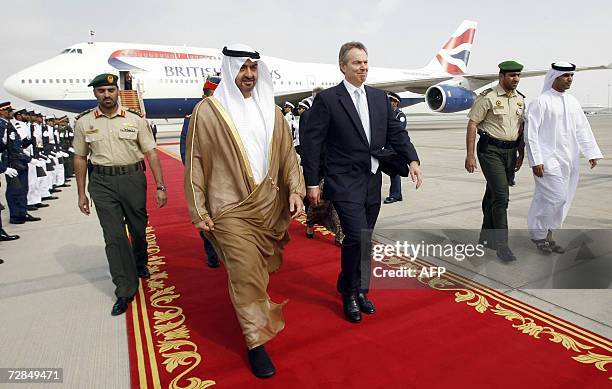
[126, 151, 612, 388]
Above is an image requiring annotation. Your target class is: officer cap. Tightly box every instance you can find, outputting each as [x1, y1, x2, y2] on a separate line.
[498, 60, 523, 73]
[0, 101, 13, 111]
[14, 108, 27, 115]
[298, 99, 311, 110]
[284, 101, 295, 109]
[387, 91, 401, 104]
[88, 73, 119, 88]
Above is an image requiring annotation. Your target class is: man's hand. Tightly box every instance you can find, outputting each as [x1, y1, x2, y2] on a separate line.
[78, 194, 90, 215]
[289, 193, 304, 219]
[515, 150, 525, 172]
[195, 216, 215, 232]
[155, 189, 167, 208]
[532, 164, 544, 178]
[465, 155, 477, 173]
[307, 187, 321, 207]
[4, 167, 18, 178]
[589, 159, 599, 169]
[409, 161, 423, 189]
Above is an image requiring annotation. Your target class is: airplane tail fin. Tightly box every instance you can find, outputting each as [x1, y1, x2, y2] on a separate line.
[422, 20, 477, 75]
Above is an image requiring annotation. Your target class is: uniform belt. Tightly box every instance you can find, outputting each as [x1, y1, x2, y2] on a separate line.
[92, 161, 144, 176]
[478, 130, 518, 149]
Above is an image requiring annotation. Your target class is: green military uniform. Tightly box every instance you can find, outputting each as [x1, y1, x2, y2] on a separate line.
[467, 61, 525, 250]
[73, 94, 156, 298]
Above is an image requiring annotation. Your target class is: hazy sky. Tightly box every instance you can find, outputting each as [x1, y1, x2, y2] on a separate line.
[3, 0, 612, 115]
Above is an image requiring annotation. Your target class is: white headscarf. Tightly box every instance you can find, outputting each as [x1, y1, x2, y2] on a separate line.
[214, 43, 275, 138]
[542, 62, 575, 93]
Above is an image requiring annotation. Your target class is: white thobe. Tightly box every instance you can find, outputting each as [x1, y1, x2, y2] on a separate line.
[525, 89, 603, 239]
[239, 97, 270, 184]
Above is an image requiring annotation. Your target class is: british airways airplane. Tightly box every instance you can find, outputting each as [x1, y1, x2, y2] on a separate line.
[3, 20, 610, 119]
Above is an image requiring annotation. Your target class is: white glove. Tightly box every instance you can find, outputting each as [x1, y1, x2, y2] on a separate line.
[5, 167, 18, 178]
[9, 132, 16, 141]
[62, 151, 70, 157]
[37, 159, 46, 167]
[43, 131, 49, 137]
[68, 147, 75, 153]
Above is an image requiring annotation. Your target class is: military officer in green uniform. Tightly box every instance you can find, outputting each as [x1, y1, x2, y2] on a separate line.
[465, 61, 525, 262]
[73, 73, 167, 316]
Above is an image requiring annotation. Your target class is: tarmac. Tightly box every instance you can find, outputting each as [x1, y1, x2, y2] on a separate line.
[0, 113, 610, 388]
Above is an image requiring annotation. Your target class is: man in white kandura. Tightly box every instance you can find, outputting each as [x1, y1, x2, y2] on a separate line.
[525, 62, 603, 254]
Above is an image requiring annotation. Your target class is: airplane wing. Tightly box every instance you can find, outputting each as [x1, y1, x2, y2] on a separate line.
[369, 64, 612, 95]
[273, 89, 313, 106]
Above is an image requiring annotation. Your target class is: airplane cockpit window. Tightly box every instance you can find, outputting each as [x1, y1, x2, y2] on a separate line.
[60, 48, 84, 54]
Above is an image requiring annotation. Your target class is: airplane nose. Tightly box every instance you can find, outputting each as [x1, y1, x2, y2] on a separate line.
[3, 72, 23, 100]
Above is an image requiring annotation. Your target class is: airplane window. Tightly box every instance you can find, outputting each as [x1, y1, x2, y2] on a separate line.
[56, 79, 60, 83]
[49, 79, 53, 83]
[75, 79, 80, 83]
[69, 79, 73, 83]
[63, 79, 67, 83]
[35, 79, 39, 83]
[42, 79, 46, 83]
[28, 79, 32, 84]
[21, 80, 24, 84]
[82, 79, 86, 83]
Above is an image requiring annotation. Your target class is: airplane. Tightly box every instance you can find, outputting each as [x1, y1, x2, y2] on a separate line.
[3, 20, 611, 119]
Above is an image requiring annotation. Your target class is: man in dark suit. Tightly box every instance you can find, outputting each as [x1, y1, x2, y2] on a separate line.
[301, 42, 422, 323]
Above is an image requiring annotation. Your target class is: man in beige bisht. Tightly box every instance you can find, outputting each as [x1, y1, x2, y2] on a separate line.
[184, 43, 305, 379]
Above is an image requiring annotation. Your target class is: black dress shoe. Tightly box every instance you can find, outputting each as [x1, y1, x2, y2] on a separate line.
[305, 226, 314, 239]
[24, 213, 41, 222]
[383, 196, 402, 204]
[207, 256, 220, 268]
[42, 196, 59, 201]
[49, 188, 62, 193]
[34, 203, 50, 208]
[26, 205, 38, 211]
[58, 184, 71, 188]
[342, 294, 362, 323]
[137, 266, 151, 278]
[9, 218, 26, 224]
[497, 246, 517, 262]
[247, 345, 276, 378]
[0, 229, 20, 241]
[111, 297, 134, 316]
[357, 292, 376, 314]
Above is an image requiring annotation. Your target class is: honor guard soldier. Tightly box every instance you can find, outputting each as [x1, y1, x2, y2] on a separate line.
[0, 102, 21, 240]
[465, 60, 526, 262]
[73, 73, 167, 316]
[384, 91, 407, 204]
[4, 107, 39, 224]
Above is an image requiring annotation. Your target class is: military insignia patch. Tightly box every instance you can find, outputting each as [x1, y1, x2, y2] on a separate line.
[496, 100, 502, 106]
[107, 75, 114, 84]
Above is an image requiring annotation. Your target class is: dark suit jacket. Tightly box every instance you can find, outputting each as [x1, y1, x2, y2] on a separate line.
[301, 82, 419, 202]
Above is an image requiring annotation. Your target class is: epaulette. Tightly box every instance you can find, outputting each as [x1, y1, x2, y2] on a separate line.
[126, 108, 144, 117]
[479, 88, 493, 97]
[75, 108, 95, 120]
[517, 90, 526, 98]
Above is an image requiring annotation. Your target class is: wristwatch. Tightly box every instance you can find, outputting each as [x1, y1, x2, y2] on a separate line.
[156, 184, 166, 192]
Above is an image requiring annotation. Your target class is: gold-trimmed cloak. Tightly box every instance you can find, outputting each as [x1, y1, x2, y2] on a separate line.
[184, 97, 305, 348]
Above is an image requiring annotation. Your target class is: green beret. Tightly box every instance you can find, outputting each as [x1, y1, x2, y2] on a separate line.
[88, 73, 118, 88]
[498, 60, 523, 73]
